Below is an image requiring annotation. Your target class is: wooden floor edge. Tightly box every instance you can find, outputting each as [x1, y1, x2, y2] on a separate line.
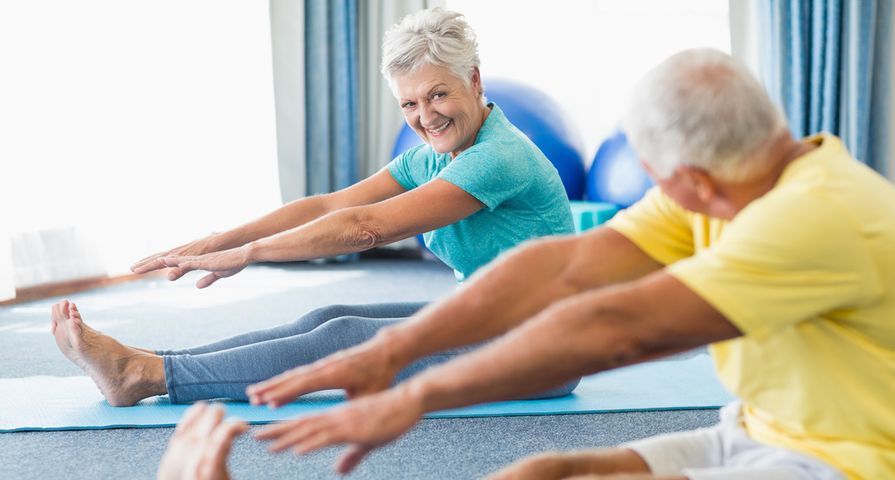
[0, 271, 166, 306]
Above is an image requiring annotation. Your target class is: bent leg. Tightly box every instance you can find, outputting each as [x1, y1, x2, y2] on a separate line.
[157, 302, 426, 356]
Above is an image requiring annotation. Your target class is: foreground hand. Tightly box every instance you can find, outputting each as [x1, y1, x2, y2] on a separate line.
[131, 236, 221, 279]
[486, 452, 582, 480]
[247, 338, 400, 407]
[157, 403, 248, 480]
[254, 387, 423, 474]
[161, 246, 253, 288]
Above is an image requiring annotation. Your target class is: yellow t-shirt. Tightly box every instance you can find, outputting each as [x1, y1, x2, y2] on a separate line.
[607, 134, 895, 480]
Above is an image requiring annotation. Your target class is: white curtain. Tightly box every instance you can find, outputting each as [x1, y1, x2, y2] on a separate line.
[728, 0, 762, 78]
[0, 1, 280, 291]
[358, 0, 445, 177]
[271, 0, 308, 202]
[0, 234, 13, 302]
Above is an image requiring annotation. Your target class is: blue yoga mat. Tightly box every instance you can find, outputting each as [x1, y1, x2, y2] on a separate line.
[0, 353, 733, 433]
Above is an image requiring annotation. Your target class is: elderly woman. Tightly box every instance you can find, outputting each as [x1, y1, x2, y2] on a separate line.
[51, 7, 578, 407]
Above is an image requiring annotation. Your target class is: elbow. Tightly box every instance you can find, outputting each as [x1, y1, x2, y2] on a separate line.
[339, 209, 390, 251]
[580, 299, 658, 370]
[344, 225, 383, 250]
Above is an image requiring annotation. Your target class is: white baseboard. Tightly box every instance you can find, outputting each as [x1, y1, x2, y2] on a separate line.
[11, 227, 108, 289]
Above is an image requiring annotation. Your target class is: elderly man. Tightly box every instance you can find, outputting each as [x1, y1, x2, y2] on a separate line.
[166, 48, 895, 479]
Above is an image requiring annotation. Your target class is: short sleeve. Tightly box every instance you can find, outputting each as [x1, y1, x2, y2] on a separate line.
[436, 148, 529, 211]
[668, 192, 882, 339]
[387, 145, 429, 190]
[606, 188, 697, 265]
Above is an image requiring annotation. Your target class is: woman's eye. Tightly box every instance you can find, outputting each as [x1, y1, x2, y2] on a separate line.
[432, 92, 445, 99]
[401, 102, 415, 109]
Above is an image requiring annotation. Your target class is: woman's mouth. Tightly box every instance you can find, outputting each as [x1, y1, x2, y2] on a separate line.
[426, 120, 452, 136]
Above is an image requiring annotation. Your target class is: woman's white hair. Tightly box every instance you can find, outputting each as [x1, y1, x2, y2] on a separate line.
[381, 7, 481, 93]
[623, 48, 787, 182]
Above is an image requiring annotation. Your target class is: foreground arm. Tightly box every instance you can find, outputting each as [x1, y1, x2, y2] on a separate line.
[157, 403, 247, 480]
[248, 227, 662, 405]
[132, 168, 406, 278]
[254, 269, 740, 473]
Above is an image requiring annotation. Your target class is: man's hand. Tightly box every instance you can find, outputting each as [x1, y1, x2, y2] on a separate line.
[486, 449, 654, 480]
[157, 403, 248, 480]
[247, 335, 402, 407]
[486, 452, 580, 480]
[254, 387, 423, 474]
[160, 245, 254, 288]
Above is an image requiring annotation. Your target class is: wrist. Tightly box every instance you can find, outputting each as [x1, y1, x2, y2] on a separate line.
[371, 325, 417, 373]
[396, 377, 431, 417]
[243, 240, 265, 263]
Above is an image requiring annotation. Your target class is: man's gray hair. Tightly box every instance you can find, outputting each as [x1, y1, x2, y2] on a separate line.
[381, 7, 481, 92]
[623, 48, 786, 182]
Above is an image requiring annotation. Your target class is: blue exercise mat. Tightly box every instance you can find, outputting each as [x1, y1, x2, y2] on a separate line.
[0, 353, 733, 432]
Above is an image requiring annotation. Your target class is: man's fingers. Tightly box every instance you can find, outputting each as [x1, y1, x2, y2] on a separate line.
[194, 405, 225, 438]
[292, 428, 343, 455]
[253, 417, 305, 441]
[336, 445, 372, 474]
[249, 363, 340, 407]
[254, 374, 326, 407]
[206, 421, 248, 465]
[174, 403, 209, 438]
[267, 420, 325, 452]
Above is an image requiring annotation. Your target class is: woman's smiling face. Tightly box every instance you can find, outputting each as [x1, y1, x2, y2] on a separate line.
[392, 64, 485, 158]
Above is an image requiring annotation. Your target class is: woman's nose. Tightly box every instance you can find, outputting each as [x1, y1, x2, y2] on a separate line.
[419, 103, 438, 126]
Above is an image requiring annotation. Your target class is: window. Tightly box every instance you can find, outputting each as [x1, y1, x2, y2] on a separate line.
[0, 1, 280, 288]
[445, 0, 730, 160]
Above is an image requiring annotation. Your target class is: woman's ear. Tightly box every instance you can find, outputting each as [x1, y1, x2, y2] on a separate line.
[470, 67, 483, 95]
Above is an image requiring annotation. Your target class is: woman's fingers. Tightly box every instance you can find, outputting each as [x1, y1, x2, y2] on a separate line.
[196, 272, 223, 289]
[131, 253, 165, 273]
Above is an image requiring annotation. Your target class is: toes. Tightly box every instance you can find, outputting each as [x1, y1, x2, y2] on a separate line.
[68, 302, 82, 321]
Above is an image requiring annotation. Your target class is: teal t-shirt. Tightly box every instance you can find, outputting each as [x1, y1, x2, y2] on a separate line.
[387, 103, 574, 281]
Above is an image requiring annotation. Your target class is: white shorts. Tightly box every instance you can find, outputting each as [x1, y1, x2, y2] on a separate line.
[623, 403, 846, 480]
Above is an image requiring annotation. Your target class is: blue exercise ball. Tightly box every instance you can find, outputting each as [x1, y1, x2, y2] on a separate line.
[390, 78, 587, 200]
[586, 130, 653, 208]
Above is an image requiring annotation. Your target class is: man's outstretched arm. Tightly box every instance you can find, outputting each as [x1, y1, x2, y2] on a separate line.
[253, 269, 742, 474]
[248, 227, 663, 405]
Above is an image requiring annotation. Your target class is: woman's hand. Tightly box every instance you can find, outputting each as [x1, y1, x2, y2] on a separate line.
[160, 245, 254, 289]
[157, 403, 248, 480]
[254, 387, 423, 475]
[247, 337, 401, 407]
[131, 235, 223, 280]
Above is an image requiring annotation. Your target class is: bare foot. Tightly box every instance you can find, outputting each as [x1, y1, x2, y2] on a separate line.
[51, 300, 167, 407]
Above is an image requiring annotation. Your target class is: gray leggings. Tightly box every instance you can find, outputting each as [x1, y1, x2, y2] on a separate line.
[158, 302, 580, 403]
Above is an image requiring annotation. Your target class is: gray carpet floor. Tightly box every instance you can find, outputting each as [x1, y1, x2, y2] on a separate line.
[0, 259, 719, 479]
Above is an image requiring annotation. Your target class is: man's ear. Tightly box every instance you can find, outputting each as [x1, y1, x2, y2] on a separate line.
[679, 165, 716, 203]
[639, 159, 658, 180]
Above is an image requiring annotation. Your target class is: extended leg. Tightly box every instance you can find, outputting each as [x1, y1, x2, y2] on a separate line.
[156, 302, 426, 356]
